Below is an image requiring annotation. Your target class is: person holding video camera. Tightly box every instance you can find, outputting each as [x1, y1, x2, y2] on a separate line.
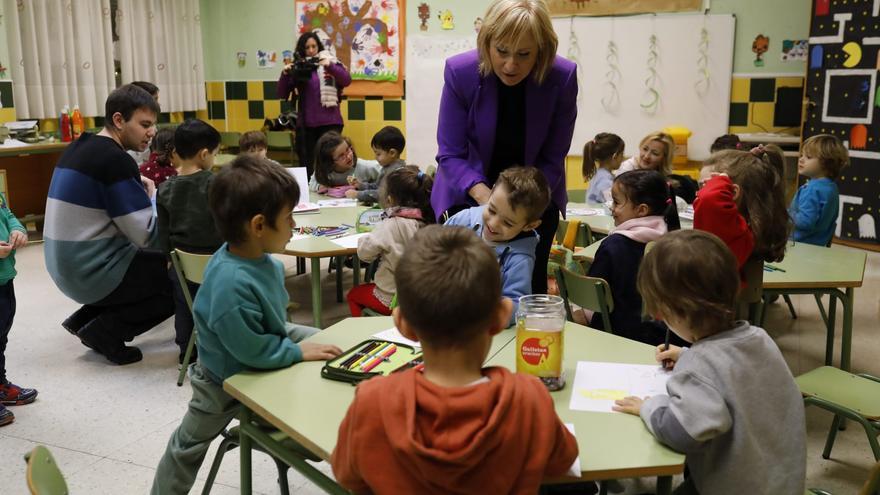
[278, 31, 351, 178]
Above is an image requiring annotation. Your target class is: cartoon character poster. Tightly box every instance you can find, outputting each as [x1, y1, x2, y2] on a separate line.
[546, 0, 701, 17]
[295, 0, 402, 86]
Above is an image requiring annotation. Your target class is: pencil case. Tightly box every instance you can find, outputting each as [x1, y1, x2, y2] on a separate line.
[321, 339, 423, 384]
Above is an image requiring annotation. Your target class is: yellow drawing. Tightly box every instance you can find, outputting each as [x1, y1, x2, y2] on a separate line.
[579, 389, 628, 401]
[438, 9, 454, 30]
[843, 41, 862, 68]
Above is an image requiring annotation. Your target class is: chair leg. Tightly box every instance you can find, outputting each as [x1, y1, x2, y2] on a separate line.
[814, 293, 829, 327]
[822, 414, 843, 459]
[335, 256, 344, 303]
[274, 458, 291, 495]
[866, 423, 880, 462]
[177, 329, 197, 387]
[783, 294, 797, 319]
[201, 436, 239, 495]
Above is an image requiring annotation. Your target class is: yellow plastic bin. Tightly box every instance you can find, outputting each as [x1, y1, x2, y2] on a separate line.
[663, 126, 692, 166]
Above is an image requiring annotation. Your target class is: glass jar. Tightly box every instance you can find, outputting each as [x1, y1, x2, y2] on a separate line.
[515, 294, 566, 391]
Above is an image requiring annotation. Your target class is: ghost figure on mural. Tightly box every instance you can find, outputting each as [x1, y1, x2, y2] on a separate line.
[858, 213, 876, 239]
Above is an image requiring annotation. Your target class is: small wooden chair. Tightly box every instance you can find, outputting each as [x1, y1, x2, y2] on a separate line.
[219, 131, 241, 154]
[170, 249, 213, 386]
[267, 131, 295, 164]
[736, 257, 764, 324]
[556, 266, 614, 332]
[807, 460, 880, 494]
[556, 219, 594, 250]
[24, 446, 67, 495]
[566, 188, 587, 203]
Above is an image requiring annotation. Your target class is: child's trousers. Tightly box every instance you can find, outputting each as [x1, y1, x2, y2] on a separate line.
[0, 280, 15, 383]
[150, 323, 319, 495]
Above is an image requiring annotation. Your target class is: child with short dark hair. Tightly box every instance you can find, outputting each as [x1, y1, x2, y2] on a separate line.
[333, 225, 578, 493]
[613, 229, 806, 495]
[309, 131, 379, 193]
[151, 155, 342, 494]
[347, 166, 434, 316]
[445, 166, 550, 324]
[710, 134, 742, 153]
[790, 134, 849, 245]
[0, 194, 34, 426]
[156, 119, 223, 363]
[138, 127, 177, 186]
[238, 130, 269, 156]
[585, 170, 680, 345]
[582, 132, 625, 203]
[345, 125, 406, 204]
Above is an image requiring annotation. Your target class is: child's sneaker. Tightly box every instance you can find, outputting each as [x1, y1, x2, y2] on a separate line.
[0, 381, 38, 405]
[0, 404, 13, 426]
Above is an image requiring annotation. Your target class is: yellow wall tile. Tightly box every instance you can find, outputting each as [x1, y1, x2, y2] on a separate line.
[0, 108, 17, 125]
[264, 100, 281, 117]
[226, 101, 248, 121]
[247, 81, 263, 100]
[776, 77, 805, 88]
[247, 119, 265, 131]
[206, 81, 225, 101]
[730, 78, 750, 102]
[364, 100, 382, 121]
[196, 109, 210, 120]
[751, 102, 775, 129]
[208, 119, 227, 132]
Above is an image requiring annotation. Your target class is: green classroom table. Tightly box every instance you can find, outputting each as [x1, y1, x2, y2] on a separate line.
[223, 316, 518, 494]
[564, 202, 693, 237]
[574, 239, 867, 371]
[284, 193, 371, 327]
[223, 317, 685, 494]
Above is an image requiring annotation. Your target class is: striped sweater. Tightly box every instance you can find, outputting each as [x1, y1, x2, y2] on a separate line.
[44, 133, 156, 304]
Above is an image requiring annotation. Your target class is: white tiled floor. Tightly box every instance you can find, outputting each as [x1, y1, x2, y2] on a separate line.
[0, 242, 878, 494]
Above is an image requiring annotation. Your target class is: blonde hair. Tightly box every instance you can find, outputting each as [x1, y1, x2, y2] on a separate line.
[802, 134, 849, 179]
[477, 0, 558, 85]
[637, 132, 675, 176]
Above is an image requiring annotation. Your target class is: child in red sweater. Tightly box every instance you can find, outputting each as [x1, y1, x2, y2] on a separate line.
[138, 127, 177, 186]
[694, 148, 790, 271]
[332, 225, 578, 494]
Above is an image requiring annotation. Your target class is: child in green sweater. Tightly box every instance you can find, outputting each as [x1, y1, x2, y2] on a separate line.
[151, 154, 342, 494]
[0, 194, 35, 426]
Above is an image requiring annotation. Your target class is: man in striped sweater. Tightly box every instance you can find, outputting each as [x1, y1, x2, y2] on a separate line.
[44, 84, 174, 365]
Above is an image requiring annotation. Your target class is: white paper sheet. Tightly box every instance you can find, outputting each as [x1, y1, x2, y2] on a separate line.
[569, 361, 670, 413]
[566, 207, 604, 217]
[330, 232, 369, 249]
[317, 198, 358, 208]
[564, 423, 581, 477]
[0, 138, 29, 148]
[285, 168, 310, 200]
[372, 327, 421, 349]
[293, 202, 320, 214]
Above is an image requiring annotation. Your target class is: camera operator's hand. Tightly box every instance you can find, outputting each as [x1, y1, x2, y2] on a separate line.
[283, 63, 295, 74]
[317, 57, 331, 67]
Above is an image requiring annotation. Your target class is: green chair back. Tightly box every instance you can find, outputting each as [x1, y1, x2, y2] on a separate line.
[170, 249, 213, 386]
[220, 131, 241, 153]
[556, 219, 593, 250]
[25, 445, 68, 495]
[267, 131, 293, 149]
[567, 188, 587, 203]
[556, 266, 614, 332]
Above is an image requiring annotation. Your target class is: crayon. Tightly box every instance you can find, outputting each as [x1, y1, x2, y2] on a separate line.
[361, 345, 397, 372]
[340, 341, 379, 369]
[349, 342, 389, 370]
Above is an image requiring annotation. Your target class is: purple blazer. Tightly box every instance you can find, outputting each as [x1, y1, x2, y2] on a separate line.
[277, 62, 351, 128]
[431, 50, 578, 221]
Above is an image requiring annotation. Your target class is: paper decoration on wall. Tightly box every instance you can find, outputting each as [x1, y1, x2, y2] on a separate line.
[601, 39, 621, 111]
[695, 26, 710, 95]
[816, 0, 830, 17]
[752, 34, 769, 67]
[851, 124, 868, 149]
[236, 51, 247, 67]
[781, 39, 808, 62]
[567, 17, 584, 106]
[842, 42, 862, 68]
[0, 61, 6, 78]
[257, 50, 277, 68]
[474, 17, 483, 34]
[438, 9, 454, 30]
[417, 3, 429, 31]
[641, 35, 660, 114]
[811, 45, 824, 69]
[547, 0, 701, 17]
[409, 36, 475, 59]
[858, 213, 876, 239]
[296, 0, 401, 83]
[282, 50, 294, 65]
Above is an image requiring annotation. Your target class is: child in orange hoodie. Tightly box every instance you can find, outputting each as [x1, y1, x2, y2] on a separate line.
[332, 225, 578, 494]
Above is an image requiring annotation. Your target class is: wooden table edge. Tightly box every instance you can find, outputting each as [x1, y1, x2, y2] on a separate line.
[546, 463, 685, 483]
[283, 246, 358, 258]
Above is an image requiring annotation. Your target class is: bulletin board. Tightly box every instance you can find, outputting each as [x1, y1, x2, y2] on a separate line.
[405, 14, 735, 168]
[803, 1, 880, 248]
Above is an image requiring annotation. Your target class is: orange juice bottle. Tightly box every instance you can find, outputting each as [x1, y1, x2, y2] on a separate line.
[71, 105, 84, 139]
[515, 294, 566, 391]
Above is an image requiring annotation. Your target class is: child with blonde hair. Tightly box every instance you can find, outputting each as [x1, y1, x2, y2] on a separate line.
[619, 131, 697, 203]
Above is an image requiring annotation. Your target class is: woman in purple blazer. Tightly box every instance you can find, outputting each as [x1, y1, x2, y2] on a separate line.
[278, 31, 351, 178]
[431, 0, 578, 294]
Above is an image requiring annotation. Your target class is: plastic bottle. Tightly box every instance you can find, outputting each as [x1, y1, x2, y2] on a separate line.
[71, 105, 83, 139]
[60, 105, 72, 142]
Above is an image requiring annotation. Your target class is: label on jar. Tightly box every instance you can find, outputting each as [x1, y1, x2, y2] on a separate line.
[516, 325, 563, 379]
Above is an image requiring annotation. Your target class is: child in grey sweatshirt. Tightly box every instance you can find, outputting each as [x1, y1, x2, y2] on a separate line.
[613, 230, 806, 495]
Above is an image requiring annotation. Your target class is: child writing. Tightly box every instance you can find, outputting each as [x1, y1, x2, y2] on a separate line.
[347, 166, 434, 316]
[613, 229, 806, 495]
[0, 194, 34, 426]
[694, 148, 790, 272]
[151, 154, 342, 494]
[138, 127, 177, 186]
[309, 131, 379, 194]
[155, 119, 224, 364]
[345, 126, 407, 204]
[789, 134, 849, 246]
[618, 131, 698, 203]
[445, 166, 551, 325]
[585, 170, 680, 345]
[582, 132, 624, 203]
[332, 225, 578, 493]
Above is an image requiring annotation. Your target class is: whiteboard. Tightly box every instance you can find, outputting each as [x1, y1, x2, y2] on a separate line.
[405, 14, 735, 167]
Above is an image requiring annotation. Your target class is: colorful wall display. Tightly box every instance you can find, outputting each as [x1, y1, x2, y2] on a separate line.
[546, 0, 701, 17]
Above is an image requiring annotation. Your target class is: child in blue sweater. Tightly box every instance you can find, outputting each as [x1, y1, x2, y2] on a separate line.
[445, 167, 550, 325]
[789, 134, 849, 245]
[151, 155, 342, 494]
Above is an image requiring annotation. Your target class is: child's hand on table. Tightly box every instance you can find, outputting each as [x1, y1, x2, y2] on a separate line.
[300, 342, 343, 361]
[612, 396, 646, 416]
[344, 189, 359, 199]
[9, 230, 27, 249]
[656, 344, 682, 370]
[346, 176, 360, 188]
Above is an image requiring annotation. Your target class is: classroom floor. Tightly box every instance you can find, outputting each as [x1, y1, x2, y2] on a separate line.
[0, 243, 878, 494]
